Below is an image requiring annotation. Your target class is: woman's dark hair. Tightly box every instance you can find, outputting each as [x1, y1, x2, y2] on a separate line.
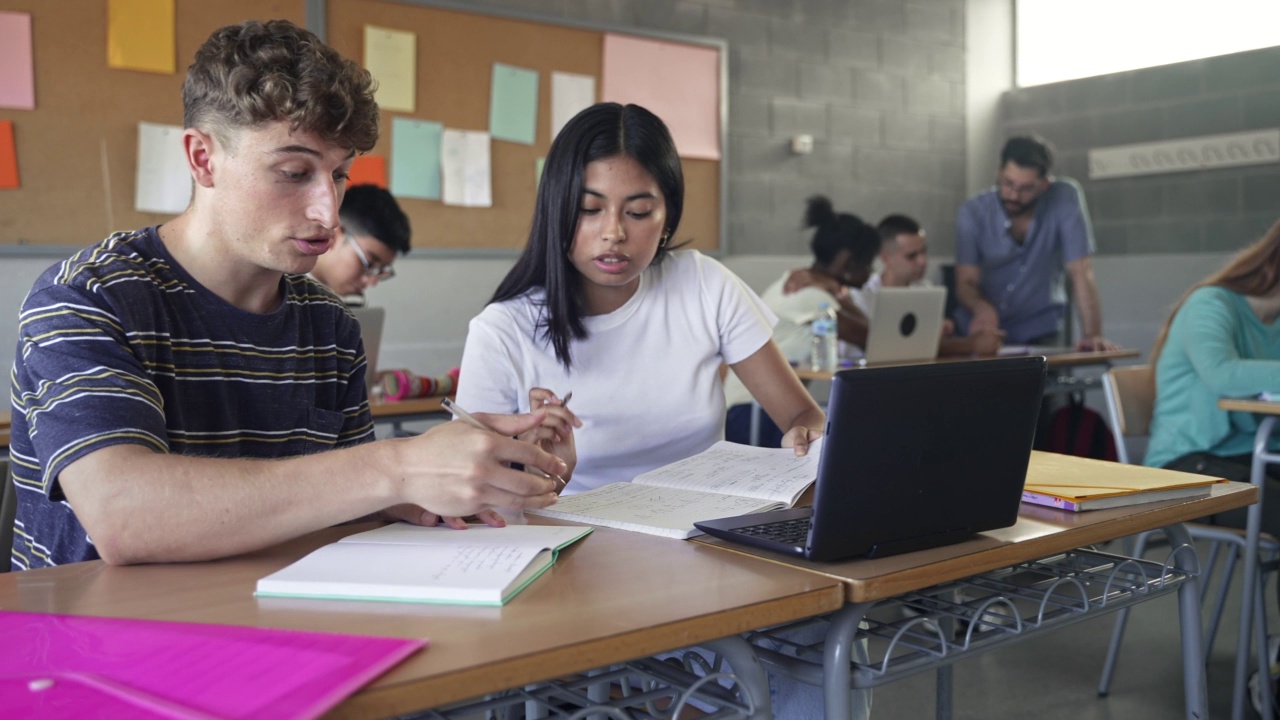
[490, 102, 684, 369]
[804, 196, 880, 270]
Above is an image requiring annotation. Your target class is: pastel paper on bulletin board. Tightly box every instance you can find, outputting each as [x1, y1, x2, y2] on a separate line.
[365, 25, 416, 113]
[107, 0, 175, 75]
[349, 155, 388, 189]
[602, 34, 720, 160]
[490, 63, 538, 145]
[0, 11, 35, 110]
[0, 120, 19, 189]
[391, 117, 442, 200]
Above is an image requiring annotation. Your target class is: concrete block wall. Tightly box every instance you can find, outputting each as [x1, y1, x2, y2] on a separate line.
[456, 0, 969, 256]
[1001, 45, 1280, 257]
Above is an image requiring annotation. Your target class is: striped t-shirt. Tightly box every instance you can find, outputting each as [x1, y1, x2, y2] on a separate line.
[9, 227, 374, 570]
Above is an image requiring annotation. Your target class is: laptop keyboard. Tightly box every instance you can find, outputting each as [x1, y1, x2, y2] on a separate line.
[731, 517, 812, 546]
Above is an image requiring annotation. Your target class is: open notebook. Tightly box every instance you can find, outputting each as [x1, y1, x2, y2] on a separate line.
[526, 440, 822, 539]
[257, 523, 592, 606]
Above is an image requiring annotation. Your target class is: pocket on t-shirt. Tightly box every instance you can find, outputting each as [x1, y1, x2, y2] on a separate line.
[297, 406, 346, 450]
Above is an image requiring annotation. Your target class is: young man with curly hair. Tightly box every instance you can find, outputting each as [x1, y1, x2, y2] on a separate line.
[9, 20, 565, 571]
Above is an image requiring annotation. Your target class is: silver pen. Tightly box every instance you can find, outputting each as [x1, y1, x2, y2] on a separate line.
[441, 397, 568, 488]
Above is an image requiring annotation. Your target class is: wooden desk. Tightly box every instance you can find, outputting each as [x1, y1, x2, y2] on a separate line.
[0, 522, 844, 718]
[696, 453, 1258, 719]
[1218, 397, 1280, 719]
[0, 410, 9, 451]
[793, 347, 1141, 383]
[369, 396, 450, 436]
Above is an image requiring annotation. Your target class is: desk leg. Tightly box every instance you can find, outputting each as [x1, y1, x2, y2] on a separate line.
[936, 664, 953, 720]
[823, 603, 871, 720]
[1234, 415, 1278, 720]
[699, 636, 773, 720]
[1162, 522, 1208, 720]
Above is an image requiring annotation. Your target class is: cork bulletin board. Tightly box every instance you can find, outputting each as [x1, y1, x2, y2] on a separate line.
[0, 0, 307, 247]
[324, 0, 724, 253]
[0, 0, 725, 253]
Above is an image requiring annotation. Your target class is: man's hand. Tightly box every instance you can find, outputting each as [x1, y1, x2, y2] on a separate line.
[391, 413, 565, 525]
[1075, 335, 1119, 352]
[968, 327, 1005, 355]
[968, 304, 1001, 336]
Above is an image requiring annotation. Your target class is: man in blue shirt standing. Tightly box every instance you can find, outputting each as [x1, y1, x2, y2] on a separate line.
[954, 136, 1116, 350]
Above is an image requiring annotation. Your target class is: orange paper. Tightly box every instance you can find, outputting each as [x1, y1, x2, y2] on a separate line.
[0, 120, 18, 189]
[348, 155, 388, 189]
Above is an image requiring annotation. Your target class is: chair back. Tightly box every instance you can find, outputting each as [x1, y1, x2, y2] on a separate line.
[1101, 364, 1155, 465]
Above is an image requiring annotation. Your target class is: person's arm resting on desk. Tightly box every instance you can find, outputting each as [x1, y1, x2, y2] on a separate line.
[954, 264, 1001, 336]
[1066, 256, 1116, 351]
[58, 416, 564, 565]
[732, 340, 826, 455]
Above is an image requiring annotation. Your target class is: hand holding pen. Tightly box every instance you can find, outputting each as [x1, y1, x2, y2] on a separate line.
[442, 397, 571, 491]
[521, 388, 581, 493]
[384, 407, 565, 530]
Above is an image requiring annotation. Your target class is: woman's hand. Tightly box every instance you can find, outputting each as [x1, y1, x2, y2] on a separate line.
[522, 387, 581, 491]
[782, 424, 824, 456]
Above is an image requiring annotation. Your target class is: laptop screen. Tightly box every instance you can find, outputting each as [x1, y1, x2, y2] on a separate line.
[808, 356, 1046, 560]
[348, 307, 385, 395]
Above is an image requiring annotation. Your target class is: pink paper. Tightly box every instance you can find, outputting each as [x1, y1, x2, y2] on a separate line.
[0, 11, 35, 110]
[0, 610, 425, 719]
[602, 34, 720, 160]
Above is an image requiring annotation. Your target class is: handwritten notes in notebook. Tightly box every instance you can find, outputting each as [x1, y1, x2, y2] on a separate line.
[256, 523, 592, 606]
[527, 440, 822, 539]
[0, 610, 422, 719]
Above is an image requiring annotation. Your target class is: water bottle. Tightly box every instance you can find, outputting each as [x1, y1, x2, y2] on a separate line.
[810, 302, 839, 372]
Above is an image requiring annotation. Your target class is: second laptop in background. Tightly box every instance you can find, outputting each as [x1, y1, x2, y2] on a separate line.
[861, 286, 947, 365]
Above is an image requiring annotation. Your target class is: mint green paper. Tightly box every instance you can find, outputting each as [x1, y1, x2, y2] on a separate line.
[391, 117, 442, 199]
[490, 63, 539, 145]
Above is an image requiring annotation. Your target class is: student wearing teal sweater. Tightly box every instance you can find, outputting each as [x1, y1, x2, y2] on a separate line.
[1146, 219, 1280, 532]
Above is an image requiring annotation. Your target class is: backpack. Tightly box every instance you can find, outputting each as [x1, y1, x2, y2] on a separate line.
[1041, 393, 1119, 461]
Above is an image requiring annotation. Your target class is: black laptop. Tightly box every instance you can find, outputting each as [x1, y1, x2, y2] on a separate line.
[695, 356, 1046, 561]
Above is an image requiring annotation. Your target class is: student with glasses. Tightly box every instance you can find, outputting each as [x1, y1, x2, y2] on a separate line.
[311, 184, 409, 301]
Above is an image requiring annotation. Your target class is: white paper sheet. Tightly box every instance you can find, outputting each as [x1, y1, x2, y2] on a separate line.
[441, 129, 492, 207]
[134, 122, 191, 214]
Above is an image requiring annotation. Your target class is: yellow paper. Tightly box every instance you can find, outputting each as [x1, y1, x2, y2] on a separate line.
[364, 25, 416, 113]
[107, 0, 175, 75]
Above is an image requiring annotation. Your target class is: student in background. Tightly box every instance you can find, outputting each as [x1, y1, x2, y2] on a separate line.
[722, 195, 880, 447]
[453, 97, 849, 720]
[851, 214, 1003, 357]
[954, 135, 1117, 350]
[9, 20, 563, 571]
[1145, 219, 1280, 535]
[310, 184, 410, 302]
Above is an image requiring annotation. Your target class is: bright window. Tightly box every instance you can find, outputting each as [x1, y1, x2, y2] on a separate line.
[1016, 0, 1280, 87]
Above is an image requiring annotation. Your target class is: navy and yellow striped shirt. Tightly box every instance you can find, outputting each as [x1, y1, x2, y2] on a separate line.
[9, 227, 374, 570]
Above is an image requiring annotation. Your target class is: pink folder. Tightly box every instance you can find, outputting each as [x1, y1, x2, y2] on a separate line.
[0, 610, 425, 719]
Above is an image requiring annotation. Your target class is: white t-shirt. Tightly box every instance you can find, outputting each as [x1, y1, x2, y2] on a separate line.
[456, 250, 777, 494]
[723, 273, 839, 407]
[849, 272, 934, 319]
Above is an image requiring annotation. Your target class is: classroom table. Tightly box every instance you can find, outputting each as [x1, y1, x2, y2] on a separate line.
[1217, 397, 1280, 720]
[0, 521, 844, 719]
[369, 395, 451, 437]
[0, 410, 9, 451]
[792, 346, 1141, 382]
[695, 452, 1258, 720]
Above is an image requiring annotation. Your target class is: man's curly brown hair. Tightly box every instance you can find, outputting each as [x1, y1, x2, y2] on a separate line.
[183, 19, 378, 152]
